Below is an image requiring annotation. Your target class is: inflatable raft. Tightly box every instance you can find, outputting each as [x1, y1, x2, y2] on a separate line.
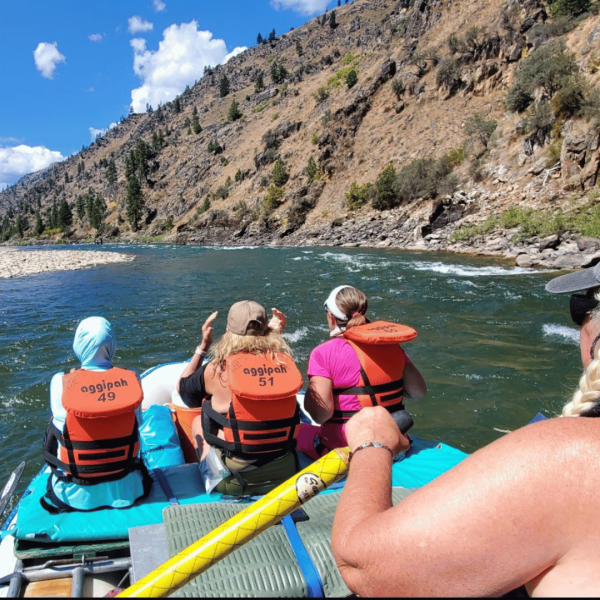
[0, 362, 469, 598]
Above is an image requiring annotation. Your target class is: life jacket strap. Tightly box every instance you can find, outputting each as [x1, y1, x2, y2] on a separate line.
[329, 401, 406, 425]
[202, 401, 299, 461]
[43, 419, 140, 485]
[333, 376, 404, 398]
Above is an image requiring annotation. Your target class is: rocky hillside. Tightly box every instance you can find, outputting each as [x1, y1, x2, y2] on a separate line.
[3, 0, 600, 269]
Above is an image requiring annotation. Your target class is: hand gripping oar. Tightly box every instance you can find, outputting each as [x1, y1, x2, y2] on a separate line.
[0, 461, 25, 522]
[119, 411, 413, 598]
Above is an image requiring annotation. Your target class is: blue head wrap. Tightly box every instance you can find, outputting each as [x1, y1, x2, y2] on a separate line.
[73, 317, 116, 371]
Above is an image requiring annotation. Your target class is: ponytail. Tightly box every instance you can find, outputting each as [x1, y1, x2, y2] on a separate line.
[333, 287, 368, 332]
[563, 289, 600, 417]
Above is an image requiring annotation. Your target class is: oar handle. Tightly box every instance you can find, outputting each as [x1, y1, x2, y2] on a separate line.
[392, 410, 413, 435]
[119, 410, 414, 598]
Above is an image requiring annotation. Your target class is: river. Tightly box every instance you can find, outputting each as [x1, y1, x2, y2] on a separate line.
[0, 244, 581, 498]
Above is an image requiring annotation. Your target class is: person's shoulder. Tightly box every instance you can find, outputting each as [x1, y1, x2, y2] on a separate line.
[473, 417, 600, 482]
[313, 337, 349, 352]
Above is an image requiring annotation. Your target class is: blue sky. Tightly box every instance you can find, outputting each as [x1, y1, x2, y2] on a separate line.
[0, 0, 338, 189]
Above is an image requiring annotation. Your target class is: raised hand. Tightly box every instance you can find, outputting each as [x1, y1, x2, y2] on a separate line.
[269, 307, 287, 332]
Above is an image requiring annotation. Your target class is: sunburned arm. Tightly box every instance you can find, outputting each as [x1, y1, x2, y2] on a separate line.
[403, 360, 426, 399]
[332, 411, 594, 597]
[303, 376, 334, 424]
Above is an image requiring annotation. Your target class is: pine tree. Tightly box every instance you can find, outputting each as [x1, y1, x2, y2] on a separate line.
[227, 98, 242, 121]
[16, 214, 25, 238]
[76, 195, 86, 220]
[126, 174, 145, 231]
[257, 33, 264, 44]
[306, 157, 318, 182]
[268, 29, 276, 42]
[255, 71, 265, 92]
[174, 96, 182, 113]
[330, 10, 337, 28]
[105, 160, 117, 185]
[34, 212, 45, 236]
[192, 114, 202, 134]
[296, 40, 303, 57]
[51, 200, 58, 229]
[346, 68, 358, 88]
[220, 74, 230, 98]
[272, 158, 289, 186]
[271, 60, 288, 84]
[57, 199, 73, 231]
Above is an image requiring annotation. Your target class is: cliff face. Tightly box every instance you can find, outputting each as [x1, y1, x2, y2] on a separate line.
[4, 0, 600, 269]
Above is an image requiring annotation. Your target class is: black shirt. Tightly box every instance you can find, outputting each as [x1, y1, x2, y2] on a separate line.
[178, 361, 210, 408]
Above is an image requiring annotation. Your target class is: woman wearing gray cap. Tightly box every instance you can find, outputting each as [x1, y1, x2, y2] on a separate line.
[298, 285, 426, 460]
[329, 265, 600, 597]
[177, 301, 304, 496]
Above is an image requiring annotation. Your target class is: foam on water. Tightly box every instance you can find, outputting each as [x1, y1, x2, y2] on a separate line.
[411, 261, 536, 277]
[542, 323, 580, 345]
[283, 326, 311, 343]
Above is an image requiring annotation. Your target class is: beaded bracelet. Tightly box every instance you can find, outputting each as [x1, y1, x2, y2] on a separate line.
[348, 441, 393, 463]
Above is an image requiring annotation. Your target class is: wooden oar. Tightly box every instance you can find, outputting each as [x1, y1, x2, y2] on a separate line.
[0, 461, 25, 522]
[119, 411, 412, 598]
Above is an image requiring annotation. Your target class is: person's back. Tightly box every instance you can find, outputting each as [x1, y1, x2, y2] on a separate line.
[299, 285, 426, 459]
[178, 301, 303, 495]
[42, 317, 150, 512]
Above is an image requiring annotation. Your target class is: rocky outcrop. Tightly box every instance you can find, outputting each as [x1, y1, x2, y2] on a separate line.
[561, 129, 600, 191]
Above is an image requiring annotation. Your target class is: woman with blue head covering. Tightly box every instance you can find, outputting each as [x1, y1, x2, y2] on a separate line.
[42, 317, 151, 512]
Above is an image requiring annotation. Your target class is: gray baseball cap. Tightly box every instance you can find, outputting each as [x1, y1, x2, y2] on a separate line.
[545, 263, 600, 294]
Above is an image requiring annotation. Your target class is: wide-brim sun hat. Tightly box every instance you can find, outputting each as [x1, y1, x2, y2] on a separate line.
[545, 263, 600, 294]
[227, 300, 268, 336]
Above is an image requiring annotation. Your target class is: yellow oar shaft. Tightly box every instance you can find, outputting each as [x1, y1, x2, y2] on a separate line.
[119, 446, 350, 598]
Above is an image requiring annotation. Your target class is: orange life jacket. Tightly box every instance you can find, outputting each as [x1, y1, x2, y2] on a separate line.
[43, 367, 143, 486]
[202, 353, 303, 461]
[330, 321, 417, 424]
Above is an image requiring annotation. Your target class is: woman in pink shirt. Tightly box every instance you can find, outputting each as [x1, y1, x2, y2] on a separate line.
[298, 285, 427, 459]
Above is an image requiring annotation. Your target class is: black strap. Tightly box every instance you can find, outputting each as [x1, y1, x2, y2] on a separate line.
[43, 419, 139, 485]
[202, 400, 299, 460]
[330, 400, 405, 424]
[333, 377, 404, 397]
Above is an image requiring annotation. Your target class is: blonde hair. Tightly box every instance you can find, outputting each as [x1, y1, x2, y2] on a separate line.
[210, 328, 293, 372]
[332, 286, 369, 332]
[562, 287, 600, 417]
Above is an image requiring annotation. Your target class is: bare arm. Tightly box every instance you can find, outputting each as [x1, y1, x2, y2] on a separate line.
[177, 311, 218, 393]
[403, 360, 427, 400]
[303, 376, 334, 424]
[332, 408, 584, 597]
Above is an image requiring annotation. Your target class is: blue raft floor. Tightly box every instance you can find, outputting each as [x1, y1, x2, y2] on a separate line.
[5, 436, 468, 544]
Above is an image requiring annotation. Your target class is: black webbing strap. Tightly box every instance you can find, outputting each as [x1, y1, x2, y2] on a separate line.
[330, 400, 405, 424]
[202, 400, 299, 461]
[333, 376, 405, 399]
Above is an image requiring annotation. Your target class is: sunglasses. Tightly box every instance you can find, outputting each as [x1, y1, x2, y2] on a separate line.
[570, 294, 599, 327]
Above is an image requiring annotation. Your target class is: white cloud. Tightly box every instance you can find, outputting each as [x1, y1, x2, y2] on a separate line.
[88, 33, 103, 42]
[270, 0, 329, 15]
[89, 123, 118, 142]
[33, 42, 66, 79]
[128, 16, 154, 34]
[130, 21, 246, 113]
[153, 0, 166, 11]
[0, 145, 65, 189]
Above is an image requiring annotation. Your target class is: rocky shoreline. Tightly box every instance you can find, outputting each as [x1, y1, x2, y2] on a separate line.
[0, 248, 135, 279]
[170, 195, 600, 272]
